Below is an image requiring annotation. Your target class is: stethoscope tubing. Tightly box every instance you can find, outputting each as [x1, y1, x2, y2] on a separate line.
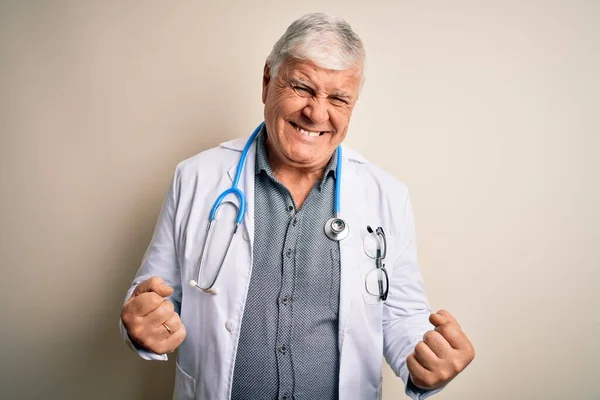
[193, 121, 347, 292]
[334, 144, 342, 216]
[208, 122, 265, 224]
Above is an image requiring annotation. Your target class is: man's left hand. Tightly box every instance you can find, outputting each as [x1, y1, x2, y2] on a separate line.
[407, 309, 475, 390]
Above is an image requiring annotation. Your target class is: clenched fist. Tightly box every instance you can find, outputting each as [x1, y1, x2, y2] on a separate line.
[407, 310, 475, 390]
[121, 277, 186, 355]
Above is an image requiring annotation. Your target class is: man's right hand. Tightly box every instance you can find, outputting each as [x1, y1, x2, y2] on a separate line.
[121, 276, 186, 355]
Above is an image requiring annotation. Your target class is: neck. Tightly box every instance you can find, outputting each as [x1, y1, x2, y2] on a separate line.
[271, 160, 327, 185]
[266, 148, 332, 209]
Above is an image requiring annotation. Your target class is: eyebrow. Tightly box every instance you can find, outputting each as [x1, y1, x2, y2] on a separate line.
[289, 77, 315, 90]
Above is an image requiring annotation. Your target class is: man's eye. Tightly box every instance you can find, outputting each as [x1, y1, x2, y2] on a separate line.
[330, 97, 348, 105]
[294, 86, 310, 94]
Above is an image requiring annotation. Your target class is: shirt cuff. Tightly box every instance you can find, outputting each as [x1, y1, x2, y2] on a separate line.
[405, 376, 445, 400]
[119, 318, 168, 361]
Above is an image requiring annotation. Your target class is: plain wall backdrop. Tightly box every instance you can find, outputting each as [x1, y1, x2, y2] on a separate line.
[1, 1, 598, 399]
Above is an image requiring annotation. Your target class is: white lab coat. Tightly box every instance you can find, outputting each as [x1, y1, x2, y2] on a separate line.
[120, 135, 440, 400]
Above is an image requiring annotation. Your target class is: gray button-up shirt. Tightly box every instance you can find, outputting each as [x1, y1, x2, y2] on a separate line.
[231, 128, 341, 400]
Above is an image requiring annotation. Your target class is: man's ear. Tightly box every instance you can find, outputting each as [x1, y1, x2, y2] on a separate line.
[262, 64, 271, 104]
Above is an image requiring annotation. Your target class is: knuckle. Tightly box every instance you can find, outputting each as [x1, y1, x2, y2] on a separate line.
[123, 300, 139, 315]
[155, 342, 167, 355]
[173, 317, 184, 330]
[122, 317, 135, 332]
[141, 336, 156, 349]
[415, 341, 427, 354]
[168, 330, 186, 349]
[468, 344, 476, 360]
[438, 368, 451, 382]
[423, 330, 435, 342]
[438, 324, 453, 336]
[162, 300, 175, 313]
[129, 325, 144, 341]
[451, 359, 463, 373]
[121, 308, 133, 323]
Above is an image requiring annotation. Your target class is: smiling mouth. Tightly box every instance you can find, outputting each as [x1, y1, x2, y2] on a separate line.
[289, 121, 326, 137]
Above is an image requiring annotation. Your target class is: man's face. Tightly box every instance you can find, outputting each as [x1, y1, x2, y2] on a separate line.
[262, 58, 361, 171]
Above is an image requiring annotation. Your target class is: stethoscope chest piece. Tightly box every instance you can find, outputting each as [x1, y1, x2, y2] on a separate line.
[325, 217, 349, 241]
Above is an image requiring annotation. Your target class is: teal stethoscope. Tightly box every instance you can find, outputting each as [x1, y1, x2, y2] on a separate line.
[189, 122, 349, 293]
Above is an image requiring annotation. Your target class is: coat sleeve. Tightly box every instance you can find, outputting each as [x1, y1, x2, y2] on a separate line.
[119, 167, 183, 361]
[382, 191, 444, 399]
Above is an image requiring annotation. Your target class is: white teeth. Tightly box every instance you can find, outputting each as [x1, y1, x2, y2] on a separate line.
[294, 124, 321, 137]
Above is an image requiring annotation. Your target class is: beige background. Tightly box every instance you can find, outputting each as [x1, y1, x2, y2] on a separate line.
[1, 1, 598, 399]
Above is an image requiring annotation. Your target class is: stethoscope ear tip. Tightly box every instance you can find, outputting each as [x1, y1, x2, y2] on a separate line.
[189, 279, 218, 295]
[202, 287, 219, 295]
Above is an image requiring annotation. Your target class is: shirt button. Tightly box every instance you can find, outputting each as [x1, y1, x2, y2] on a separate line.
[277, 344, 287, 354]
[225, 320, 235, 332]
[280, 295, 291, 305]
[292, 218, 297, 226]
[281, 395, 290, 400]
[286, 248, 293, 258]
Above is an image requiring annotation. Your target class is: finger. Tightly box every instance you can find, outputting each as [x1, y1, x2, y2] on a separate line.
[133, 277, 174, 298]
[423, 330, 453, 358]
[429, 313, 444, 327]
[145, 299, 175, 326]
[154, 313, 183, 341]
[127, 292, 165, 316]
[413, 341, 439, 371]
[406, 353, 434, 389]
[434, 322, 468, 350]
[429, 309, 459, 328]
[156, 324, 187, 354]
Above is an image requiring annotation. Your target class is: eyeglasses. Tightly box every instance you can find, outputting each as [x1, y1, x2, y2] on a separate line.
[363, 225, 389, 301]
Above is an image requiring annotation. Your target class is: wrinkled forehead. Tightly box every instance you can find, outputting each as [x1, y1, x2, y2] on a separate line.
[279, 57, 362, 95]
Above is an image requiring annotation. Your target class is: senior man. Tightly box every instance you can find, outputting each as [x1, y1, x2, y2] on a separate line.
[120, 13, 474, 400]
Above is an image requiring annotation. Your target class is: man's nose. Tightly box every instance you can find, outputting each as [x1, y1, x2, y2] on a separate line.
[302, 98, 329, 125]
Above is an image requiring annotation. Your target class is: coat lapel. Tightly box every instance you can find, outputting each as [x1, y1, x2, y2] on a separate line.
[337, 145, 364, 351]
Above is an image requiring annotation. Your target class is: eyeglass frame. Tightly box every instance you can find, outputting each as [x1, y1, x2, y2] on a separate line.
[366, 225, 390, 301]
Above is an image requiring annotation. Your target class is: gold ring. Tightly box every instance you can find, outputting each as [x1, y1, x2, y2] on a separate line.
[162, 323, 172, 334]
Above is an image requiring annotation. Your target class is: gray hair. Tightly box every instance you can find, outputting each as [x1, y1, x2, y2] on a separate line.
[266, 13, 366, 80]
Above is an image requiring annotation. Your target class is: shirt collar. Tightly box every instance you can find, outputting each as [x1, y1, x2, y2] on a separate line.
[255, 127, 338, 190]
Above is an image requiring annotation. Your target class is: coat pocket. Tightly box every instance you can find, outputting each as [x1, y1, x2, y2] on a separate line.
[173, 359, 196, 400]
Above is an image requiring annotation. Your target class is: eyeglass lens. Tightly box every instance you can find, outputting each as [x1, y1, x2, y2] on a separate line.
[365, 268, 387, 297]
[363, 228, 386, 260]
